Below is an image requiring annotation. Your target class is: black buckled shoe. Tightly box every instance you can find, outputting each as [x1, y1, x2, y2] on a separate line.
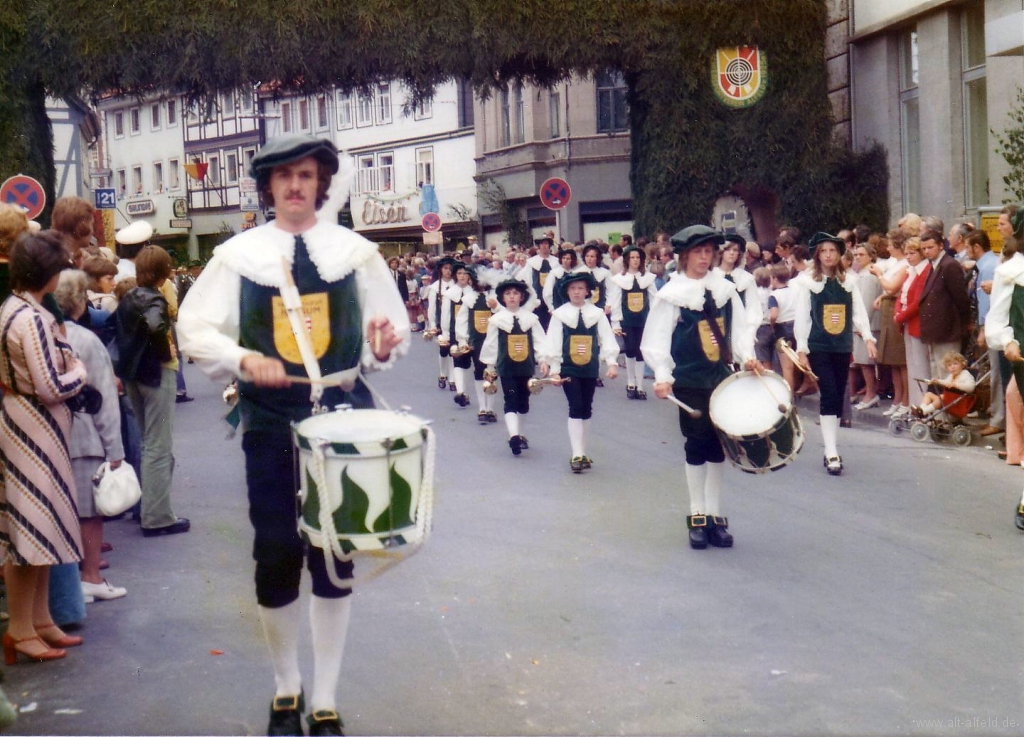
[626, 385, 638, 400]
[1016, 503, 1024, 532]
[581, 455, 593, 469]
[449, 381, 457, 392]
[518, 436, 529, 449]
[635, 389, 647, 400]
[687, 515, 708, 549]
[570, 456, 585, 473]
[509, 436, 522, 456]
[478, 411, 489, 424]
[707, 516, 733, 548]
[825, 456, 843, 476]
[437, 376, 447, 390]
[454, 393, 470, 407]
[307, 708, 345, 736]
[486, 411, 498, 423]
[268, 693, 304, 736]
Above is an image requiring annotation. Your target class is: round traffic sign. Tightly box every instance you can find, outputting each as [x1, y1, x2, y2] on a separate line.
[0, 175, 46, 220]
[540, 177, 571, 211]
[422, 212, 442, 233]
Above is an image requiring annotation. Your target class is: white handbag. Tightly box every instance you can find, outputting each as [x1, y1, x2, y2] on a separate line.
[92, 462, 142, 517]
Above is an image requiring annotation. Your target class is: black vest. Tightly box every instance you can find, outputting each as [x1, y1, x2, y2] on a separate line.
[620, 275, 650, 328]
[670, 291, 733, 389]
[560, 310, 600, 379]
[466, 291, 491, 351]
[808, 277, 853, 354]
[496, 315, 535, 377]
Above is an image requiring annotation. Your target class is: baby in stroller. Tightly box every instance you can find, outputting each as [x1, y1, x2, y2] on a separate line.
[912, 351, 976, 418]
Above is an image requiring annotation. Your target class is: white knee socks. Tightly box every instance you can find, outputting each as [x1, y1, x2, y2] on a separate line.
[635, 361, 646, 391]
[625, 357, 636, 386]
[705, 461, 724, 516]
[474, 380, 487, 410]
[309, 596, 352, 713]
[684, 463, 707, 515]
[568, 418, 584, 457]
[820, 414, 840, 458]
[454, 367, 467, 395]
[504, 412, 520, 438]
[259, 601, 303, 698]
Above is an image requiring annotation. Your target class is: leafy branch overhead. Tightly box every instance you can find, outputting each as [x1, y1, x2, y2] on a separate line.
[995, 87, 1024, 204]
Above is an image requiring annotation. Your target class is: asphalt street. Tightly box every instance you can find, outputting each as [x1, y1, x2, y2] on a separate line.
[4, 335, 1023, 736]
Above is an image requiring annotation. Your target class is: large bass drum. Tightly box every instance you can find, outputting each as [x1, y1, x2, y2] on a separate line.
[708, 371, 803, 474]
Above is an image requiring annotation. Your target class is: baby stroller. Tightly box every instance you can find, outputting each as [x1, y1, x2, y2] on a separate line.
[888, 353, 990, 446]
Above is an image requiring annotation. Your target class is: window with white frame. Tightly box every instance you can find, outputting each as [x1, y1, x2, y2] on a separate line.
[132, 165, 143, 194]
[378, 152, 394, 192]
[153, 162, 164, 193]
[208, 154, 220, 185]
[169, 158, 180, 189]
[240, 88, 253, 113]
[151, 103, 161, 130]
[416, 147, 434, 187]
[356, 92, 373, 127]
[596, 71, 628, 133]
[899, 30, 921, 215]
[337, 91, 353, 129]
[167, 99, 177, 126]
[414, 95, 433, 120]
[113, 111, 124, 138]
[222, 92, 235, 117]
[376, 83, 392, 125]
[116, 168, 126, 194]
[962, 4, 988, 208]
[316, 95, 329, 129]
[243, 147, 256, 177]
[457, 78, 474, 128]
[357, 155, 377, 193]
[499, 87, 511, 147]
[549, 90, 561, 138]
[513, 84, 525, 144]
[299, 99, 310, 131]
[281, 102, 293, 133]
[130, 108, 141, 135]
[226, 152, 239, 184]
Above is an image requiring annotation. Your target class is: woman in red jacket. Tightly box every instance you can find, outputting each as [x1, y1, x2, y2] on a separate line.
[894, 239, 930, 415]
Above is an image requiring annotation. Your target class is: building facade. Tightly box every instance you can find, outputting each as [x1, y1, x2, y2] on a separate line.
[849, 0, 1023, 230]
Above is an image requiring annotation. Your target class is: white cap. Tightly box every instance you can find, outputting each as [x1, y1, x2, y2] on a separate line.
[115, 220, 154, 245]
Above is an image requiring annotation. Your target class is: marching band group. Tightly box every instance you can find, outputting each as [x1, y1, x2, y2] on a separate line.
[422, 225, 876, 550]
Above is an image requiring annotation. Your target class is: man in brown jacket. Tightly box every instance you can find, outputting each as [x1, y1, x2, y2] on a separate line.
[918, 228, 970, 379]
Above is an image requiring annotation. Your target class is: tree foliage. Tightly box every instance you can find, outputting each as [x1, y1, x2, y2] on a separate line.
[995, 87, 1024, 204]
[2, 0, 888, 236]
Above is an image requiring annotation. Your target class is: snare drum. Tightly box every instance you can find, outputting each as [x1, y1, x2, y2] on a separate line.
[293, 408, 430, 555]
[708, 371, 804, 474]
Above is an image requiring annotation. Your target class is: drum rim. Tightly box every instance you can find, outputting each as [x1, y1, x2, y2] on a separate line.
[293, 408, 428, 449]
[709, 370, 793, 439]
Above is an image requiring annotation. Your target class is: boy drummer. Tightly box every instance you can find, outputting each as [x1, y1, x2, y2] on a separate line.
[641, 225, 758, 550]
[481, 279, 547, 455]
[542, 271, 619, 473]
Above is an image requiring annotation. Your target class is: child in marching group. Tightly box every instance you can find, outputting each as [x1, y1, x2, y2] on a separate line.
[481, 279, 546, 455]
[452, 263, 499, 422]
[608, 246, 658, 400]
[426, 257, 457, 392]
[543, 271, 619, 473]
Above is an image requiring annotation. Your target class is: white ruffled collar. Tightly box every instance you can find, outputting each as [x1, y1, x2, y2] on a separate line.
[215, 220, 378, 287]
[713, 266, 754, 292]
[489, 308, 540, 331]
[527, 255, 558, 269]
[792, 270, 855, 295]
[552, 302, 605, 328]
[610, 271, 657, 290]
[580, 265, 610, 281]
[444, 284, 468, 301]
[654, 270, 734, 310]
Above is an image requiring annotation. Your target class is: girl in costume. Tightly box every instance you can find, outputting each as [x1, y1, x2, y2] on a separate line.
[425, 257, 457, 391]
[714, 234, 764, 344]
[481, 279, 546, 455]
[793, 233, 877, 476]
[542, 272, 619, 473]
[453, 264, 498, 422]
[609, 246, 658, 400]
[542, 247, 580, 313]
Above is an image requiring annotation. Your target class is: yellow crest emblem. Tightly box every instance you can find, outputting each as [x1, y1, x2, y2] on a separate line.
[473, 310, 491, 334]
[272, 293, 331, 364]
[590, 287, 601, 305]
[507, 334, 529, 362]
[627, 292, 645, 313]
[569, 335, 593, 366]
[698, 317, 726, 361]
[539, 272, 549, 287]
[822, 304, 846, 335]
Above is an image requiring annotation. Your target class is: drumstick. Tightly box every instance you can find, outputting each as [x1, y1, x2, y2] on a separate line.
[754, 371, 788, 414]
[664, 393, 702, 419]
[372, 313, 383, 356]
[776, 339, 819, 381]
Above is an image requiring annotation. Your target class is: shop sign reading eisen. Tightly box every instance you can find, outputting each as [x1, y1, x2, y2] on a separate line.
[712, 46, 767, 108]
[360, 200, 412, 226]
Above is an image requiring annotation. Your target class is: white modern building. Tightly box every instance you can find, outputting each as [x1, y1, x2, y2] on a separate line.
[261, 79, 478, 255]
[848, 0, 1023, 235]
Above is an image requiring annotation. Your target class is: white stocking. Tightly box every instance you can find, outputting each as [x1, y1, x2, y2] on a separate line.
[446, 356, 456, 383]
[581, 419, 590, 453]
[504, 412, 519, 438]
[567, 418, 584, 457]
[705, 461, 724, 516]
[684, 463, 707, 515]
[820, 414, 840, 458]
[454, 367, 467, 395]
[437, 353, 447, 376]
[258, 601, 303, 698]
[474, 380, 487, 409]
[309, 596, 352, 713]
[625, 357, 637, 386]
[635, 361, 646, 391]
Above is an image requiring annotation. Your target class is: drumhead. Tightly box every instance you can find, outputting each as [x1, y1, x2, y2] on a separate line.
[296, 409, 426, 446]
[709, 371, 792, 438]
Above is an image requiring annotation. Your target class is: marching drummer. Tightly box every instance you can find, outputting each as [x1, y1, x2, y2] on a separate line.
[608, 245, 659, 400]
[641, 225, 758, 550]
[542, 271, 620, 473]
[425, 256, 458, 392]
[480, 279, 547, 455]
[454, 263, 499, 423]
[178, 134, 409, 736]
[792, 233, 876, 476]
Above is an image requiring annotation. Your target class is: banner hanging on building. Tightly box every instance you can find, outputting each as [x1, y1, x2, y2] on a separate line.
[712, 46, 767, 108]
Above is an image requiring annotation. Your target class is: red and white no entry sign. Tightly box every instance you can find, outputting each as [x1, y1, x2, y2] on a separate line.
[540, 177, 571, 211]
[422, 212, 442, 232]
[0, 175, 46, 220]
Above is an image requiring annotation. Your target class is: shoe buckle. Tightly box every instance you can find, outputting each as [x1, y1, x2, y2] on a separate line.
[688, 515, 707, 528]
[272, 695, 300, 712]
[311, 709, 340, 722]
[711, 515, 728, 527]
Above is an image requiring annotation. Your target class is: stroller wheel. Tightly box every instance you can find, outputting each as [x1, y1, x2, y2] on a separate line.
[888, 420, 904, 436]
[910, 422, 931, 442]
[951, 425, 973, 447]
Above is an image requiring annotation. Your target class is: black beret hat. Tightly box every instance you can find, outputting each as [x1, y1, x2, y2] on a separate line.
[534, 236, 554, 247]
[723, 233, 747, 248]
[495, 279, 529, 305]
[622, 244, 646, 264]
[250, 135, 340, 178]
[808, 232, 846, 256]
[556, 270, 597, 301]
[670, 225, 725, 254]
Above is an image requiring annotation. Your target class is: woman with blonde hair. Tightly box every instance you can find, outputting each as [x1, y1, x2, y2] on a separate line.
[871, 231, 910, 416]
